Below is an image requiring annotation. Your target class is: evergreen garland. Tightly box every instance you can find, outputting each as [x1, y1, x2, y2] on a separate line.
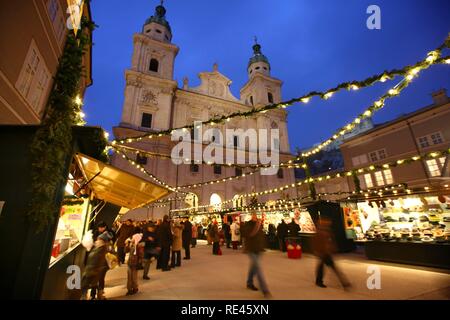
[28, 16, 97, 232]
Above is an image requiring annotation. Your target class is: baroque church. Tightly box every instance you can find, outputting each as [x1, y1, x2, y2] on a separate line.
[112, 2, 297, 219]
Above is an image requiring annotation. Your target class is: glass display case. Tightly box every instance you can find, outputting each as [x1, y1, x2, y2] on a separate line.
[361, 195, 450, 244]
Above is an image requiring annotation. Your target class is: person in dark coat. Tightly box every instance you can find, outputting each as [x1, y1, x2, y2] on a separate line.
[157, 215, 173, 271]
[276, 220, 288, 252]
[210, 220, 220, 255]
[115, 219, 134, 264]
[182, 217, 192, 259]
[223, 220, 231, 248]
[242, 213, 271, 298]
[142, 222, 159, 280]
[313, 217, 351, 289]
[90, 221, 115, 300]
[80, 232, 110, 300]
[288, 219, 301, 237]
[267, 224, 277, 249]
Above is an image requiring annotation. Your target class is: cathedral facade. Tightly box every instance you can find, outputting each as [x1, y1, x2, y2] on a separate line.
[112, 3, 297, 219]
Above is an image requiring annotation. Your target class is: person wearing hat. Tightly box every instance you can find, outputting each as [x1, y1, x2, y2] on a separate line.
[80, 231, 112, 300]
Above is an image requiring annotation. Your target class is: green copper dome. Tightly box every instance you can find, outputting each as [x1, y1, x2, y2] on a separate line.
[144, 4, 172, 34]
[248, 43, 270, 68]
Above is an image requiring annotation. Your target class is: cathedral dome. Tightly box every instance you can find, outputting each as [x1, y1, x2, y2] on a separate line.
[144, 3, 172, 34]
[248, 43, 270, 68]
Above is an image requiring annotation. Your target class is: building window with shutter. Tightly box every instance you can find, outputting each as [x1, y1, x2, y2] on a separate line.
[213, 165, 222, 175]
[235, 167, 243, 176]
[383, 169, 393, 184]
[426, 159, 443, 177]
[364, 174, 374, 188]
[369, 152, 378, 162]
[141, 113, 152, 128]
[15, 40, 51, 115]
[374, 171, 384, 186]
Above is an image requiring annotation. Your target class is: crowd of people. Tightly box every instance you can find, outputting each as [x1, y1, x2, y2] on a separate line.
[80, 213, 350, 300]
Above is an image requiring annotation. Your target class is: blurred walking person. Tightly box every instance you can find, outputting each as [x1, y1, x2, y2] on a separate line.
[243, 213, 271, 298]
[142, 222, 159, 280]
[312, 216, 351, 289]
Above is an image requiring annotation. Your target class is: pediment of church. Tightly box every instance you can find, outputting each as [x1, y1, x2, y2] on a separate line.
[186, 65, 239, 102]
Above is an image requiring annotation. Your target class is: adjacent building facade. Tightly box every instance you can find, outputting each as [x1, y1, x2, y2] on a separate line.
[113, 3, 297, 219]
[298, 89, 450, 199]
[0, 0, 92, 124]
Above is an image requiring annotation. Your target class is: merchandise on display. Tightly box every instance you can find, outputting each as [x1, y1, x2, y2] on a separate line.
[344, 195, 450, 244]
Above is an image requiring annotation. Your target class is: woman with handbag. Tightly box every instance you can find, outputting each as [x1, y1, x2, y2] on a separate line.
[143, 222, 160, 280]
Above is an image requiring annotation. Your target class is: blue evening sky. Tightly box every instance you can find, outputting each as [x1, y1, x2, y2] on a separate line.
[84, 0, 450, 152]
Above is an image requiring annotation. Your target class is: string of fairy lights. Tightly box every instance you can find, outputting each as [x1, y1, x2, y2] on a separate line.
[169, 183, 449, 215]
[110, 38, 450, 146]
[114, 57, 448, 190]
[168, 148, 450, 212]
[101, 38, 450, 209]
[108, 54, 450, 190]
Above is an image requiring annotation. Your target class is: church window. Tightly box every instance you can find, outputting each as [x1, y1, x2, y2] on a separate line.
[250, 96, 254, 105]
[235, 167, 243, 176]
[156, 29, 162, 34]
[190, 161, 199, 173]
[255, 66, 260, 70]
[268, 92, 274, 103]
[214, 165, 222, 175]
[136, 154, 147, 165]
[149, 58, 159, 72]
[146, 29, 151, 33]
[277, 168, 284, 179]
[165, 34, 170, 41]
[263, 67, 268, 70]
[141, 113, 152, 128]
[233, 136, 239, 148]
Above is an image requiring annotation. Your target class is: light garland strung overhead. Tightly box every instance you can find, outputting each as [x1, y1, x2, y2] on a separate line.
[110, 38, 449, 146]
[113, 147, 187, 194]
[110, 55, 449, 191]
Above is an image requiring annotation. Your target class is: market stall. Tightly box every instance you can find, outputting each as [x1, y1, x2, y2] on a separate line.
[341, 193, 450, 269]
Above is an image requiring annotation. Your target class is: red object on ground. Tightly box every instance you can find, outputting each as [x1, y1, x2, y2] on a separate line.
[286, 241, 302, 259]
[218, 247, 222, 255]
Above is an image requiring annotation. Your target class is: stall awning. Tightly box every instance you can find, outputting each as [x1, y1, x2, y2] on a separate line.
[75, 153, 170, 209]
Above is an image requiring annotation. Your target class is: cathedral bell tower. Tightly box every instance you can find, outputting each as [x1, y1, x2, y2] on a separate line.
[240, 38, 282, 107]
[119, 1, 179, 131]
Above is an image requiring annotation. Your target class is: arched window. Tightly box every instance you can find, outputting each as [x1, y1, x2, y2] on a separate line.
[149, 58, 159, 72]
[268, 92, 274, 103]
[250, 96, 254, 106]
[232, 195, 246, 208]
[210, 193, 222, 211]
